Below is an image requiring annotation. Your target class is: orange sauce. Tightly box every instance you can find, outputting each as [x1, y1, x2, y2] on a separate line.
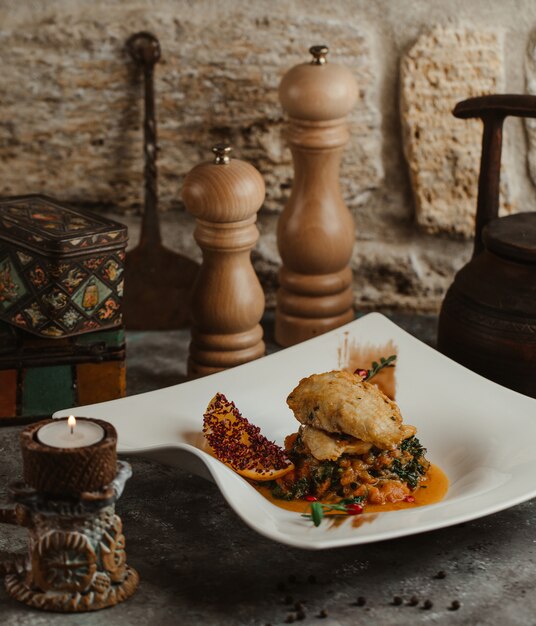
[254, 463, 448, 516]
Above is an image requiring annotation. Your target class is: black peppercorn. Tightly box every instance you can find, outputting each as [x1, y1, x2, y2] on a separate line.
[448, 600, 461, 611]
[317, 609, 328, 618]
[392, 596, 403, 606]
[422, 599, 433, 610]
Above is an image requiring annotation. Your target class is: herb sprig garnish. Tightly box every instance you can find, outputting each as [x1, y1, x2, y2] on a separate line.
[302, 496, 366, 527]
[356, 354, 397, 381]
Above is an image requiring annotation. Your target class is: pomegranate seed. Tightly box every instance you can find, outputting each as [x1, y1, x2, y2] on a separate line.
[346, 504, 364, 515]
[354, 368, 368, 379]
[305, 495, 318, 502]
[404, 495, 415, 503]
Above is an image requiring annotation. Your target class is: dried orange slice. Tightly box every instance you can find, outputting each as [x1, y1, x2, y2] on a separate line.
[203, 393, 294, 481]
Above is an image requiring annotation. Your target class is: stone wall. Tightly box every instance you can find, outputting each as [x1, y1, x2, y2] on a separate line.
[2, 0, 536, 312]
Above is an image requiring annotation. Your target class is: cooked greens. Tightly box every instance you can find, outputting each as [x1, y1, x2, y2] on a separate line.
[390, 436, 427, 489]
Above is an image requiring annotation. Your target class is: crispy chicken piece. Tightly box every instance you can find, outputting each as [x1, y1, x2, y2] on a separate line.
[300, 425, 373, 461]
[287, 370, 416, 450]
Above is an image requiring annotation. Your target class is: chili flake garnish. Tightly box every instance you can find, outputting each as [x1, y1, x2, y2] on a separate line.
[203, 393, 294, 481]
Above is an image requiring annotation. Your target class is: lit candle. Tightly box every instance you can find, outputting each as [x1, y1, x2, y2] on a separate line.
[37, 416, 105, 449]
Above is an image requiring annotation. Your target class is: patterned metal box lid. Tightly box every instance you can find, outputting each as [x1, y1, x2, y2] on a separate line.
[0, 195, 127, 338]
[0, 195, 127, 256]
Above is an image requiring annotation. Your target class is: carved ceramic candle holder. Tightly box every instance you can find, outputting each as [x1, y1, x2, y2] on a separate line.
[0, 418, 139, 612]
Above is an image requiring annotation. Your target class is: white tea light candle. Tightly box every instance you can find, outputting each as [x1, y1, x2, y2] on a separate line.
[37, 416, 105, 449]
[21, 417, 117, 495]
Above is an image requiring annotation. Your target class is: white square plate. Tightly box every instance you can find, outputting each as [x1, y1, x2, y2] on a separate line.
[55, 313, 536, 550]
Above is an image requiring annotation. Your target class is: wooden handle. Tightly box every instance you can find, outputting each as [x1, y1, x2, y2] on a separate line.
[453, 94, 536, 256]
[453, 94, 536, 120]
[126, 32, 161, 247]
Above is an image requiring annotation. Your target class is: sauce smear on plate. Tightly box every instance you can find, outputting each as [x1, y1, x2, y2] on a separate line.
[255, 463, 448, 514]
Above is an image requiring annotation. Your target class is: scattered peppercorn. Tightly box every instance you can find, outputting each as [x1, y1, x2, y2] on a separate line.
[407, 596, 419, 606]
[308, 574, 317, 584]
[284, 595, 294, 605]
[284, 614, 295, 624]
[294, 602, 304, 612]
[422, 600, 433, 610]
[433, 570, 447, 579]
[392, 596, 403, 606]
[317, 609, 328, 619]
[448, 600, 461, 611]
[296, 610, 306, 621]
[355, 596, 366, 606]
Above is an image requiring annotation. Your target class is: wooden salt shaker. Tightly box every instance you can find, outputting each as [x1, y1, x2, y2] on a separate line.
[275, 45, 358, 346]
[183, 145, 266, 377]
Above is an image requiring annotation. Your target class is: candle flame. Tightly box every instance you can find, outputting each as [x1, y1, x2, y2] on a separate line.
[68, 415, 76, 435]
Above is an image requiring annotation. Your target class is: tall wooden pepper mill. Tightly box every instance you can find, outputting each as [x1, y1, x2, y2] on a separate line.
[275, 45, 358, 346]
[183, 145, 266, 377]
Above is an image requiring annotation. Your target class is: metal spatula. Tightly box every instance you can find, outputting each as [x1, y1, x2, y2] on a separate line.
[123, 32, 198, 330]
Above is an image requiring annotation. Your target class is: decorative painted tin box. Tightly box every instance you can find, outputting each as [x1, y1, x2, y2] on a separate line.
[0, 195, 127, 338]
[0, 195, 128, 422]
[0, 323, 126, 421]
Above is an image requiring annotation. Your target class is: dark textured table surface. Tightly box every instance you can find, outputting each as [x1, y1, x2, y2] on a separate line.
[1, 313, 535, 625]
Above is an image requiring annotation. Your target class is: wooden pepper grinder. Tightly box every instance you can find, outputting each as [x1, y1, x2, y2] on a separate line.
[275, 45, 358, 346]
[183, 145, 266, 377]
